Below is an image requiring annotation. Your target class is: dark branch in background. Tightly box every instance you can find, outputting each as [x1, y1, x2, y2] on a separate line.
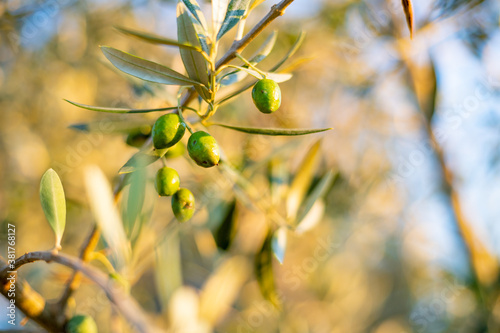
[1, 251, 160, 333]
[0, 259, 65, 332]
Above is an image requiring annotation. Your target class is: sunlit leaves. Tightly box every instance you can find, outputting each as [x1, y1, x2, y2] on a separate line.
[101, 46, 203, 86]
[177, 2, 211, 101]
[199, 256, 250, 324]
[286, 140, 321, 220]
[124, 167, 147, 239]
[181, 0, 208, 32]
[271, 227, 287, 264]
[212, 0, 230, 39]
[39, 169, 66, 250]
[178, 0, 210, 53]
[255, 230, 280, 308]
[84, 165, 130, 269]
[210, 123, 332, 136]
[216, 0, 251, 40]
[295, 170, 336, 233]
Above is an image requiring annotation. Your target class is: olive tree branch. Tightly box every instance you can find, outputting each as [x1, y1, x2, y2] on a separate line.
[0, 251, 160, 333]
[0, 255, 65, 332]
[176, 0, 296, 112]
[215, 0, 295, 69]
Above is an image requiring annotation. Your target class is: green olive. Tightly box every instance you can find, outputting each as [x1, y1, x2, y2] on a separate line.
[251, 79, 281, 114]
[187, 131, 220, 168]
[171, 188, 195, 222]
[66, 315, 98, 333]
[125, 125, 152, 148]
[155, 167, 180, 196]
[152, 114, 186, 149]
[164, 141, 185, 159]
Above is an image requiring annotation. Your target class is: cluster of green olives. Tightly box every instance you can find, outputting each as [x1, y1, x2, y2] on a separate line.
[150, 113, 221, 222]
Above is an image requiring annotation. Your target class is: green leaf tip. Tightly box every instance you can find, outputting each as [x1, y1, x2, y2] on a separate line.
[39, 168, 66, 250]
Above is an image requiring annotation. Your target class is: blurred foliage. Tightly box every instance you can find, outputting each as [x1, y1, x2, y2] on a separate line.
[1, 0, 500, 332]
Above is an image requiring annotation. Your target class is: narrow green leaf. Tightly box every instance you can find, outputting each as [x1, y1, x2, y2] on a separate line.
[211, 123, 332, 136]
[249, 31, 278, 64]
[271, 227, 287, 264]
[268, 157, 288, 205]
[69, 120, 151, 134]
[295, 170, 336, 232]
[101, 46, 203, 86]
[178, 0, 210, 54]
[287, 140, 321, 220]
[213, 200, 238, 251]
[212, 0, 230, 39]
[177, 2, 211, 101]
[296, 200, 325, 234]
[219, 31, 278, 86]
[115, 26, 202, 52]
[226, 65, 292, 83]
[124, 167, 147, 238]
[180, 0, 208, 32]
[119, 148, 167, 174]
[65, 99, 194, 114]
[216, 0, 251, 40]
[39, 169, 66, 250]
[249, 0, 266, 10]
[155, 229, 182, 307]
[84, 165, 130, 269]
[255, 230, 280, 308]
[269, 31, 306, 72]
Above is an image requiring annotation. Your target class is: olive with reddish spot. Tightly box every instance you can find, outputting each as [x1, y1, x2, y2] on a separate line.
[187, 131, 220, 168]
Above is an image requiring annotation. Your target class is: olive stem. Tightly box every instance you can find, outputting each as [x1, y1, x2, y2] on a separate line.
[226, 64, 263, 80]
[177, 92, 194, 134]
[89, 252, 116, 274]
[235, 53, 267, 78]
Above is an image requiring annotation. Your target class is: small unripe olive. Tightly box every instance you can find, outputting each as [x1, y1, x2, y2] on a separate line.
[171, 188, 195, 222]
[164, 141, 185, 159]
[252, 79, 281, 114]
[155, 167, 180, 196]
[66, 315, 98, 333]
[152, 114, 186, 149]
[187, 131, 220, 168]
[125, 125, 152, 148]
